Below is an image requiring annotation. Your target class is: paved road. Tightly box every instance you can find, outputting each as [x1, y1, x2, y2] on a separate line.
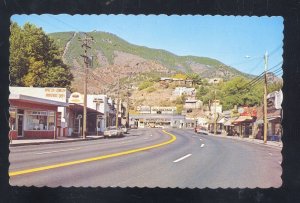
[9, 128, 282, 188]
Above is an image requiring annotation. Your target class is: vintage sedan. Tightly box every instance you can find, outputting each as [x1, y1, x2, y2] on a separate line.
[104, 126, 123, 138]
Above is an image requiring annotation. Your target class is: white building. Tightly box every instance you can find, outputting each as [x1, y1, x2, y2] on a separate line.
[172, 87, 196, 96]
[87, 94, 110, 132]
[184, 99, 203, 109]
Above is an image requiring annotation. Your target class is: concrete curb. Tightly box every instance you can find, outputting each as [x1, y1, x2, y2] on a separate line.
[9, 136, 104, 147]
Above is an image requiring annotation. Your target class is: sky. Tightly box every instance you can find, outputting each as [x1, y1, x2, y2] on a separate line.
[11, 14, 283, 76]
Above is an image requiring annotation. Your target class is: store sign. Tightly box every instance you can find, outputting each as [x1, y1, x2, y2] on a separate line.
[240, 107, 257, 117]
[93, 98, 104, 103]
[27, 111, 48, 116]
[151, 106, 176, 114]
[267, 90, 283, 111]
[69, 92, 84, 104]
[44, 88, 66, 102]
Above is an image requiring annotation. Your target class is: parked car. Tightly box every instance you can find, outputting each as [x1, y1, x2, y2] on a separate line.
[104, 126, 123, 138]
[130, 124, 138, 129]
[194, 126, 208, 135]
[121, 125, 128, 134]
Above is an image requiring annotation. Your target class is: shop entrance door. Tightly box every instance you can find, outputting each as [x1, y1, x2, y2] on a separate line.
[17, 115, 24, 137]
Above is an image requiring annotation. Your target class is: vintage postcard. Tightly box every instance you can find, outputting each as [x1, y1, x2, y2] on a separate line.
[8, 14, 283, 188]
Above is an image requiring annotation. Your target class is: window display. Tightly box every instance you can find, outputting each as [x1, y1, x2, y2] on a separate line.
[9, 108, 16, 130]
[26, 111, 55, 130]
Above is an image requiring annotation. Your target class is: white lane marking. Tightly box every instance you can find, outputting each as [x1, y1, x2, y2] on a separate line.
[173, 154, 192, 163]
[150, 134, 153, 136]
[200, 144, 205, 148]
[35, 147, 82, 155]
[121, 141, 132, 144]
[268, 153, 273, 156]
[199, 138, 202, 141]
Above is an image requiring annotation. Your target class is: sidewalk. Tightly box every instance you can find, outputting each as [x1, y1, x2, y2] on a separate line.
[9, 135, 104, 147]
[207, 132, 282, 149]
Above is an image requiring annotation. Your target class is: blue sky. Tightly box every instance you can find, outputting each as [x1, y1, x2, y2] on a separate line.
[11, 14, 283, 76]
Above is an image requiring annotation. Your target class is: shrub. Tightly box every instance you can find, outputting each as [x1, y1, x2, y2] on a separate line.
[146, 86, 156, 93]
[138, 81, 153, 90]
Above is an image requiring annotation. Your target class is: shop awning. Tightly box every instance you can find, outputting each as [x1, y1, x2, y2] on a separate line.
[217, 117, 225, 124]
[9, 94, 68, 107]
[232, 116, 253, 124]
[224, 117, 238, 126]
[68, 103, 103, 115]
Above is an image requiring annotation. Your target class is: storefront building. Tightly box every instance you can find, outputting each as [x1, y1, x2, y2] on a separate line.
[9, 94, 68, 140]
[67, 92, 104, 136]
[129, 114, 186, 128]
[10, 86, 70, 137]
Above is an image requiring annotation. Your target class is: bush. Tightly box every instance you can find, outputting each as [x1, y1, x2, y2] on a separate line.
[146, 86, 156, 93]
[138, 81, 153, 90]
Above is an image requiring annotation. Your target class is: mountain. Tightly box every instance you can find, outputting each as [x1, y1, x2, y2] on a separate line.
[48, 31, 253, 95]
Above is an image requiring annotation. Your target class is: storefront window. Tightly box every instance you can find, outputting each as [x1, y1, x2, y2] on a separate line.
[48, 112, 55, 130]
[27, 115, 48, 130]
[9, 108, 16, 130]
[26, 111, 55, 130]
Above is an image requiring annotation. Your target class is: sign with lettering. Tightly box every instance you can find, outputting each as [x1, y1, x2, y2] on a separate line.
[44, 88, 67, 102]
[69, 92, 84, 104]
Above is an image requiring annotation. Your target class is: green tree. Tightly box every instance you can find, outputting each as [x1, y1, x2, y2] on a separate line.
[10, 22, 73, 89]
[186, 73, 202, 85]
[267, 81, 283, 94]
[220, 77, 263, 110]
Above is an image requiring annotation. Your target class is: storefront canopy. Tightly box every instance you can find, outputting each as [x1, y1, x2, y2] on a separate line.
[68, 103, 103, 115]
[224, 117, 238, 126]
[9, 94, 68, 107]
[232, 116, 253, 124]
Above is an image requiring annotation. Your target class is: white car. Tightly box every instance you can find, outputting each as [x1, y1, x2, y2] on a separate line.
[121, 126, 128, 134]
[104, 126, 123, 138]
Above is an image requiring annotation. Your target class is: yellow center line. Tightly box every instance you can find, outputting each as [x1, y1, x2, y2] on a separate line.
[9, 130, 176, 177]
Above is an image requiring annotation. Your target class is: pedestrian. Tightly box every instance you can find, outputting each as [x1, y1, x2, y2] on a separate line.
[276, 127, 282, 142]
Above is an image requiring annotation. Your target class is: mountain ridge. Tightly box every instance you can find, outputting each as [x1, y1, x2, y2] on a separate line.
[48, 31, 254, 94]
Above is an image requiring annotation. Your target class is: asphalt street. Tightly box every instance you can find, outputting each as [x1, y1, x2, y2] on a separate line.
[9, 128, 282, 188]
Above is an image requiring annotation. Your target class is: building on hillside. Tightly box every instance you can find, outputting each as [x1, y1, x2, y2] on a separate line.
[160, 78, 195, 87]
[172, 87, 196, 97]
[208, 78, 223, 84]
[9, 94, 68, 140]
[184, 99, 203, 109]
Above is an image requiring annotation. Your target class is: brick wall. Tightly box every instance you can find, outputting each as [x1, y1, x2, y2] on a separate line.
[9, 131, 17, 140]
[24, 131, 55, 139]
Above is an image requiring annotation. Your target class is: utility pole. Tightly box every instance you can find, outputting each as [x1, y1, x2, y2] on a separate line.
[214, 80, 217, 135]
[115, 71, 120, 129]
[79, 34, 94, 139]
[263, 51, 269, 143]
